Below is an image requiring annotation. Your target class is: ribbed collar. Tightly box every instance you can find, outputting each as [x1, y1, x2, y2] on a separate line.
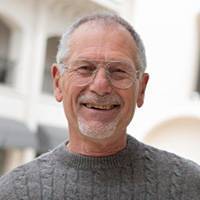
[53, 135, 140, 169]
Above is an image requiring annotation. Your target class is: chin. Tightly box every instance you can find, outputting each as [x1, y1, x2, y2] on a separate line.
[78, 118, 118, 140]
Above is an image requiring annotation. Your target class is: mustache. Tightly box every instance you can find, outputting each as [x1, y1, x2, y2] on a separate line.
[78, 93, 122, 105]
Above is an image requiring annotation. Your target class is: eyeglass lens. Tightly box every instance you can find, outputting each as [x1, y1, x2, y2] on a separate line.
[64, 60, 138, 89]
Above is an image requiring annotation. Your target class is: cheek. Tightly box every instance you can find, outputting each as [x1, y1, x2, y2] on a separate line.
[121, 89, 137, 122]
[62, 83, 76, 119]
[62, 83, 84, 121]
[126, 96, 136, 118]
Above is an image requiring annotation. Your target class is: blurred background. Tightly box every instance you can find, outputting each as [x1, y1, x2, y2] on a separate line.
[0, 0, 200, 176]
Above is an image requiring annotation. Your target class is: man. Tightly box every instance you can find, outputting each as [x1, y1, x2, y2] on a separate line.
[0, 13, 199, 200]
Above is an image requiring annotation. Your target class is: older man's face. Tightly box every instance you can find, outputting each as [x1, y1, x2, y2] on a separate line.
[52, 22, 148, 140]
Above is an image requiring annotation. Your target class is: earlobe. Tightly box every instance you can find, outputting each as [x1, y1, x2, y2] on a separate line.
[51, 64, 63, 102]
[137, 73, 149, 108]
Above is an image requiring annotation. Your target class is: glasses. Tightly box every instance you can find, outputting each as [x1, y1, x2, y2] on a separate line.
[60, 60, 140, 89]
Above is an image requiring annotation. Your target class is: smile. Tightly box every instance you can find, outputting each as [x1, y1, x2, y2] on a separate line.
[82, 103, 119, 110]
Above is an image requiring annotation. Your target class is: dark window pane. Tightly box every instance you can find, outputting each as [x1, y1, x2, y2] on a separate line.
[42, 36, 60, 94]
[0, 18, 11, 85]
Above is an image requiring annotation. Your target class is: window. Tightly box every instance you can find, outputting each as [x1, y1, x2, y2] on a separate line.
[196, 14, 200, 94]
[42, 36, 60, 94]
[197, 66, 200, 93]
[0, 18, 14, 85]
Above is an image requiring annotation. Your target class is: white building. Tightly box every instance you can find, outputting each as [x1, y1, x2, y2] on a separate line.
[0, 0, 199, 175]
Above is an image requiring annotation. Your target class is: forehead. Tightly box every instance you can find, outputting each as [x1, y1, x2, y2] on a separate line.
[68, 22, 138, 64]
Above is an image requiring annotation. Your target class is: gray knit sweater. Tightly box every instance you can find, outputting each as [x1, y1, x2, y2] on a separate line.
[0, 135, 200, 200]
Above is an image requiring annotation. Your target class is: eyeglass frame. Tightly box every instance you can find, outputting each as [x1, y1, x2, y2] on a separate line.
[58, 59, 142, 89]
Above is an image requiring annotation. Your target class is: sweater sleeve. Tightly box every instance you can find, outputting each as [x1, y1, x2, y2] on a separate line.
[181, 159, 200, 200]
[0, 164, 34, 200]
[0, 169, 19, 200]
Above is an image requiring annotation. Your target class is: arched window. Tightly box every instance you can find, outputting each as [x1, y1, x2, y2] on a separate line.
[42, 36, 60, 94]
[0, 18, 13, 85]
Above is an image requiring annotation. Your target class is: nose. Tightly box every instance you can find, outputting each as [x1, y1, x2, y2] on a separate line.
[88, 67, 112, 96]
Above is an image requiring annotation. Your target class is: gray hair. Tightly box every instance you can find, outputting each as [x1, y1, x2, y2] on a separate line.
[56, 13, 147, 71]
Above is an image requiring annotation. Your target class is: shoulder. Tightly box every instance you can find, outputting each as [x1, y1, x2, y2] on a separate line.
[128, 135, 200, 173]
[0, 162, 34, 199]
[128, 135, 200, 196]
[180, 157, 200, 196]
[140, 139, 200, 171]
[0, 145, 61, 199]
[142, 141, 200, 174]
[141, 141, 200, 196]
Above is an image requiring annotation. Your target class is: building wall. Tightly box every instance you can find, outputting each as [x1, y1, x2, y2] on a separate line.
[127, 0, 200, 138]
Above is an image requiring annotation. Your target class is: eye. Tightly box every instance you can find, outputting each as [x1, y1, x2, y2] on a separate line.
[108, 64, 132, 80]
[74, 63, 96, 76]
[110, 67, 127, 74]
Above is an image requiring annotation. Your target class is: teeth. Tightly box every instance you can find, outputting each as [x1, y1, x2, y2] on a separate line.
[85, 103, 115, 110]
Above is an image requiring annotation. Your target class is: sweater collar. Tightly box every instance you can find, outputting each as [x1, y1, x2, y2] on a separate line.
[54, 135, 140, 169]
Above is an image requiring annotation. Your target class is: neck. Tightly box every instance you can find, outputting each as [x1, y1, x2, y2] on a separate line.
[67, 132, 127, 157]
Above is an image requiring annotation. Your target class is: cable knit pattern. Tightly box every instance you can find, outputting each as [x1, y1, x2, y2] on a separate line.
[144, 147, 157, 199]
[169, 155, 182, 200]
[0, 135, 200, 200]
[13, 167, 29, 199]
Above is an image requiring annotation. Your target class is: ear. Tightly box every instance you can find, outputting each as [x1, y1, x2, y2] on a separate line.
[137, 73, 149, 108]
[51, 64, 63, 102]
